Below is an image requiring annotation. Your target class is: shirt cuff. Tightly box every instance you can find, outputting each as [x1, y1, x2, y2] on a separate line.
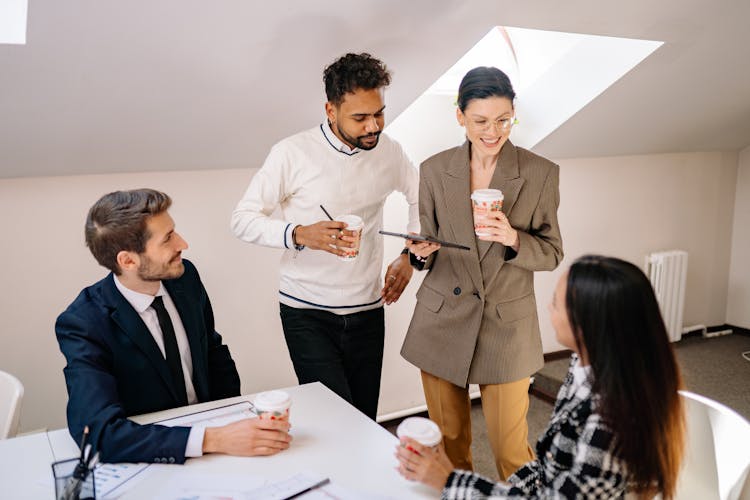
[185, 426, 206, 458]
[283, 223, 295, 249]
[284, 223, 305, 251]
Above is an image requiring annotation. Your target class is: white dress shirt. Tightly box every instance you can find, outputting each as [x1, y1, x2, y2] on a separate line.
[113, 276, 205, 457]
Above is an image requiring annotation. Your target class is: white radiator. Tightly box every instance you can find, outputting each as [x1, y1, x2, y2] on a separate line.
[644, 250, 688, 342]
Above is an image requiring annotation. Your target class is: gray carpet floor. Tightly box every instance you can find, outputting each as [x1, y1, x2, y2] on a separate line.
[383, 332, 750, 482]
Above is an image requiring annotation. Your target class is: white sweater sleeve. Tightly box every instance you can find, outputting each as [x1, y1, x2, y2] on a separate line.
[393, 142, 420, 234]
[230, 144, 297, 249]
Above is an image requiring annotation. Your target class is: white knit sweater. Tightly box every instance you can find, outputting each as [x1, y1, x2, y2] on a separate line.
[231, 123, 419, 314]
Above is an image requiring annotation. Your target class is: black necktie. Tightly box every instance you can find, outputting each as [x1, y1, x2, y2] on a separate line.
[151, 296, 188, 405]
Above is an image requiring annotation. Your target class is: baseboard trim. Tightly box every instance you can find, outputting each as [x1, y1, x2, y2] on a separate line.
[531, 327, 750, 404]
[528, 350, 573, 404]
[529, 386, 557, 404]
[377, 406, 429, 426]
[681, 323, 749, 339]
[727, 324, 750, 336]
[543, 349, 573, 362]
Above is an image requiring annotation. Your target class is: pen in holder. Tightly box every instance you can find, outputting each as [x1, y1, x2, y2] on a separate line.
[54, 425, 98, 500]
[52, 456, 96, 500]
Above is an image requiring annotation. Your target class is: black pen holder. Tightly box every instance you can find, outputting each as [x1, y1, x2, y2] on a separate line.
[52, 458, 96, 500]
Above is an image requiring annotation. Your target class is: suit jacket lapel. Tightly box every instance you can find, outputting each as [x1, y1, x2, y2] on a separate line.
[103, 274, 180, 402]
[442, 142, 484, 294]
[479, 141, 525, 263]
[164, 278, 208, 401]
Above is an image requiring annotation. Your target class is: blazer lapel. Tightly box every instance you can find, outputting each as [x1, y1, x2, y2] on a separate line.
[479, 141, 525, 263]
[442, 142, 484, 294]
[165, 278, 208, 401]
[103, 275, 180, 402]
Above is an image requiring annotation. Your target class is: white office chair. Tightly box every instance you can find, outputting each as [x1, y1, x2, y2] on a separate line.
[674, 391, 750, 500]
[0, 370, 24, 439]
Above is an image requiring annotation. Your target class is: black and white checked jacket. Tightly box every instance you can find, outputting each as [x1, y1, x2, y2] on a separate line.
[443, 355, 628, 499]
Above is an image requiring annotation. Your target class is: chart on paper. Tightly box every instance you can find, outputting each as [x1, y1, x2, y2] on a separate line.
[157, 401, 256, 427]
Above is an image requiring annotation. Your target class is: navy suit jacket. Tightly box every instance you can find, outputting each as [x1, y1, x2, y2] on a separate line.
[55, 259, 241, 464]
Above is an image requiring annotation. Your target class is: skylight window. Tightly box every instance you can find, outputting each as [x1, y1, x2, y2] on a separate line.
[387, 26, 662, 162]
[0, 0, 28, 45]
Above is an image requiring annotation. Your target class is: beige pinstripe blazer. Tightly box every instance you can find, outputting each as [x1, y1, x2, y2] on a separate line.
[401, 140, 563, 387]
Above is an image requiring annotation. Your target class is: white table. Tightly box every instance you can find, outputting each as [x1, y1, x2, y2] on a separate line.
[2, 382, 436, 499]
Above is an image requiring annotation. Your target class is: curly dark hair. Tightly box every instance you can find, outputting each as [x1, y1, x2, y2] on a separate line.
[323, 53, 391, 105]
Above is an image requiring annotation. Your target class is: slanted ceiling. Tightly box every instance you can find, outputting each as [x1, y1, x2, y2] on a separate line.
[1, 0, 749, 178]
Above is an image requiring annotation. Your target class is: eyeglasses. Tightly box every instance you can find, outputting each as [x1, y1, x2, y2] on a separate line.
[468, 117, 518, 132]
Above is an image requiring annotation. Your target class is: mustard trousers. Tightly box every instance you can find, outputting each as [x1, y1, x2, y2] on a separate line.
[421, 370, 535, 480]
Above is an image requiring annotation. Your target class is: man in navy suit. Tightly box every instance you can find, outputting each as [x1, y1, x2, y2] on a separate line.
[56, 189, 291, 464]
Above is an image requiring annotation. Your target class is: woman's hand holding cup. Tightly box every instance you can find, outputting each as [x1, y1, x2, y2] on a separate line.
[477, 210, 519, 250]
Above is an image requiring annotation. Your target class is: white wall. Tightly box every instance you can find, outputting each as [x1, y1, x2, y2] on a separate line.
[543, 151, 738, 349]
[0, 150, 740, 433]
[726, 145, 750, 328]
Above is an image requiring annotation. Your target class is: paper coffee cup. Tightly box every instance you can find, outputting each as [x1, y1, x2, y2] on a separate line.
[335, 214, 364, 262]
[396, 417, 442, 449]
[470, 189, 504, 237]
[254, 390, 291, 420]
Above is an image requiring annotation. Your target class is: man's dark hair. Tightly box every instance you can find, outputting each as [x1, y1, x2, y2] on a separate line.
[323, 53, 392, 106]
[85, 189, 172, 274]
[457, 66, 516, 112]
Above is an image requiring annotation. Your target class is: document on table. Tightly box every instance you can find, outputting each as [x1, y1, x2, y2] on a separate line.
[156, 400, 256, 427]
[155, 471, 366, 500]
[92, 462, 154, 499]
[88, 401, 257, 498]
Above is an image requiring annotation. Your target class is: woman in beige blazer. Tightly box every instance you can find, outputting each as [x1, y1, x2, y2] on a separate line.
[401, 67, 563, 479]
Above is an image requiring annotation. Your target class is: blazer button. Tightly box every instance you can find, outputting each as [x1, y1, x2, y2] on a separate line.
[453, 287, 461, 296]
[168, 457, 175, 464]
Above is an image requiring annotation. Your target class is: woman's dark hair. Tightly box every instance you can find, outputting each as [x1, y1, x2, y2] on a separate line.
[323, 53, 391, 106]
[456, 66, 516, 111]
[85, 189, 172, 274]
[566, 255, 685, 498]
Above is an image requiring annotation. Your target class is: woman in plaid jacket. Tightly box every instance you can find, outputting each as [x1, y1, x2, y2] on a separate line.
[396, 255, 686, 499]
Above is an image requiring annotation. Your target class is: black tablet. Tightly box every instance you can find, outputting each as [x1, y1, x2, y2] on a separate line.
[378, 230, 471, 251]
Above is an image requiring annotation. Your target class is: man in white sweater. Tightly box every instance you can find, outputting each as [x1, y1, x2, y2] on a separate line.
[231, 53, 418, 419]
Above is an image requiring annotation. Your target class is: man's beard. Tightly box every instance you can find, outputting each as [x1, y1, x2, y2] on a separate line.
[337, 124, 381, 151]
[137, 254, 185, 281]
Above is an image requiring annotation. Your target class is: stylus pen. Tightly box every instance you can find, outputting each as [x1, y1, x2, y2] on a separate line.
[284, 477, 331, 499]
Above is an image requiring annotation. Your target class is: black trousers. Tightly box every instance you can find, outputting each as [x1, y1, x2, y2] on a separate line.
[279, 303, 384, 420]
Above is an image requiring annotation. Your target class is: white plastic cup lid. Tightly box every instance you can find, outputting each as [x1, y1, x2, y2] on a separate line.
[470, 188, 504, 202]
[254, 390, 291, 412]
[396, 417, 442, 447]
[335, 214, 364, 230]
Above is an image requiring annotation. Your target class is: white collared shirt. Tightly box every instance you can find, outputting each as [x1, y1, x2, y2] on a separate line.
[322, 119, 360, 155]
[113, 276, 205, 457]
